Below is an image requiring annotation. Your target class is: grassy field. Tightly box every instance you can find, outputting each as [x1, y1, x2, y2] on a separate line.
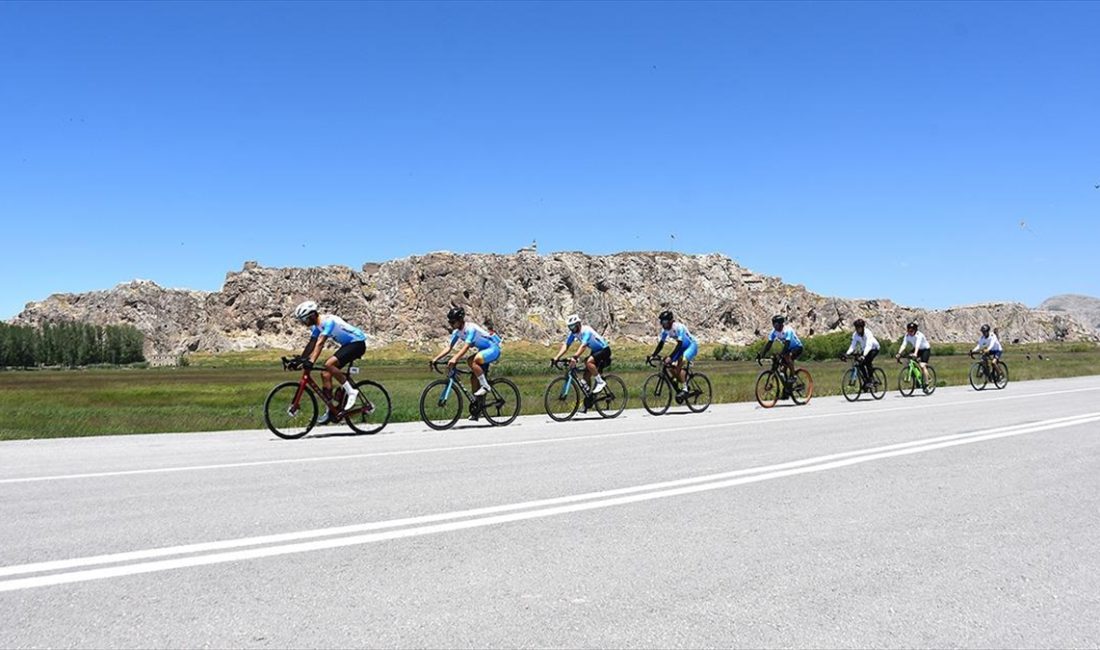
[1, 342, 1097, 440]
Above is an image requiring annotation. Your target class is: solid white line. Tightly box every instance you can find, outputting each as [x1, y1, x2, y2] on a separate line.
[2, 384, 1098, 485]
[1, 412, 1096, 591]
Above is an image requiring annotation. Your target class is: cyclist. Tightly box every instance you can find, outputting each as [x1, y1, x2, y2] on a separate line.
[757, 314, 804, 382]
[971, 324, 1003, 374]
[895, 321, 932, 387]
[841, 318, 880, 389]
[430, 307, 502, 415]
[294, 300, 365, 425]
[551, 314, 611, 395]
[650, 310, 697, 400]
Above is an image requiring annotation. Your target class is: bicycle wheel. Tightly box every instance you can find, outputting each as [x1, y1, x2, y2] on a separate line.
[484, 378, 521, 426]
[264, 382, 318, 440]
[790, 369, 814, 405]
[841, 367, 861, 402]
[968, 363, 987, 391]
[642, 373, 673, 416]
[344, 380, 391, 435]
[594, 374, 628, 419]
[898, 366, 916, 397]
[993, 361, 1008, 389]
[419, 379, 462, 430]
[544, 376, 580, 422]
[923, 365, 938, 395]
[870, 367, 887, 400]
[755, 370, 781, 408]
[685, 372, 712, 413]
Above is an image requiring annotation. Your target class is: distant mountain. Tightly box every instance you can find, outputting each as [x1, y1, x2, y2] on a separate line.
[13, 252, 1098, 357]
[1039, 294, 1100, 334]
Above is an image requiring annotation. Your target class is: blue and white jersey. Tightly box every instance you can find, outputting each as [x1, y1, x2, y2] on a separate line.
[659, 322, 696, 346]
[311, 314, 367, 346]
[769, 326, 803, 349]
[449, 322, 500, 351]
[566, 325, 608, 353]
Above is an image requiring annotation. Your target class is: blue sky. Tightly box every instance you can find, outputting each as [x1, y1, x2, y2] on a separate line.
[2, 0, 1098, 319]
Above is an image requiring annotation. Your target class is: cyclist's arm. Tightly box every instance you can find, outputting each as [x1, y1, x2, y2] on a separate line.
[449, 341, 472, 365]
[759, 339, 774, 359]
[896, 338, 910, 357]
[307, 335, 329, 364]
[552, 341, 569, 362]
[574, 344, 590, 361]
[972, 340, 983, 354]
[845, 334, 858, 357]
[651, 340, 666, 358]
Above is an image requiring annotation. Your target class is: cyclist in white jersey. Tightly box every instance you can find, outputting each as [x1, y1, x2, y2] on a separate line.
[971, 324, 1003, 359]
[552, 314, 612, 396]
[841, 318, 881, 389]
[294, 300, 367, 424]
[895, 321, 932, 387]
[431, 307, 503, 414]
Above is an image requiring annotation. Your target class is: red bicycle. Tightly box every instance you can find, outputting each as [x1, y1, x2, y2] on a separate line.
[263, 356, 392, 439]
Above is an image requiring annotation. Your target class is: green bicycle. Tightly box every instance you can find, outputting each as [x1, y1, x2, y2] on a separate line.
[896, 354, 937, 397]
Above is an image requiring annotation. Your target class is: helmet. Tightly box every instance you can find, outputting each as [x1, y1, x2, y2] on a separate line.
[447, 306, 465, 322]
[658, 310, 674, 323]
[906, 321, 918, 331]
[294, 300, 318, 323]
[772, 314, 786, 326]
[853, 318, 865, 328]
[980, 324, 990, 334]
[566, 314, 581, 328]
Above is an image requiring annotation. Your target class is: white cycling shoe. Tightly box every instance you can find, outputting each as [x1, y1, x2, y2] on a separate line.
[592, 378, 607, 394]
[473, 386, 489, 397]
[343, 389, 359, 410]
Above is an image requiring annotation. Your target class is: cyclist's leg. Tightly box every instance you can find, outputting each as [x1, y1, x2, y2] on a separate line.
[680, 342, 698, 385]
[584, 355, 597, 385]
[472, 345, 500, 394]
[917, 349, 931, 384]
[862, 349, 878, 384]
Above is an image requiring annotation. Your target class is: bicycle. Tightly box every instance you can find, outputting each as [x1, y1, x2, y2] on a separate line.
[263, 356, 392, 439]
[544, 359, 628, 421]
[419, 360, 521, 430]
[641, 356, 712, 416]
[755, 354, 813, 408]
[968, 351, 1009, 391]
[840, 353, 886, 401]
[896, 354, 937, 396]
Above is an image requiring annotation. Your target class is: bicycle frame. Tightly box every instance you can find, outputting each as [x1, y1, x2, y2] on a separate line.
[431, 358, 497, 412]
[281, 357, 364, 417]
[900, 356, 925, 385]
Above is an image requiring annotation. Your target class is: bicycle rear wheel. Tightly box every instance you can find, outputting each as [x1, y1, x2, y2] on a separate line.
[993, 361, 1009, 389]
[484, 378, 521, 426]
[923, 366, 938, 395]
[755, 370, 781, 408]
[544, 376, 580, 422]
[345, 379, 391, 435]
[595, 374, 628, 419]
[968, 363, 987, 391]
[642, 373, 672, 416]
[898, 366, 916, 397]
[870, 368, 887, 400]
[790, 369, 814, 405]
[264, 382, 318, 439]
[685, 373, 712, 413]
[841, 367, 861, 402]
[419, 379, 462, 430]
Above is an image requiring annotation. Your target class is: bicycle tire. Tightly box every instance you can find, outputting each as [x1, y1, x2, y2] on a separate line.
[483, 378, 521, 426]
[594, 374, 628, 419]
[544, 376, 580, 422]
[968, 362, 987, 391]
[264, 381, 318, 439]
[419, 379, 462, 430]
[790, 368, 814, 405]
[685, 372, 712, 413]
[870, 367, 887, 400]
[923, 365, 938, 395]
[642, 373, 672, 416]
[755, 370, 781, 408]
[841, 367, 861, 402]
[993, 361, 1009, 389]
[345, 379, 391, 435]
[898, 365, 916, 397]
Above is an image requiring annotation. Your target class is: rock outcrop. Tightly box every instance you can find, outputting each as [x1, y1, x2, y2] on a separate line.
[13, 252, 1096, 356]
[1039, 294, 1100, 335]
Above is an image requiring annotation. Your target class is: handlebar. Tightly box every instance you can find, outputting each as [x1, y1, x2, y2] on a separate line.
[646, 355, 663, 368]
[281, 356, 313, 372]
[430, 359, 472, 375]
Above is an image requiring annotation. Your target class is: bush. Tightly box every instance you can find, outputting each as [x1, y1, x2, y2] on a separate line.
[801, 331, 851, 361]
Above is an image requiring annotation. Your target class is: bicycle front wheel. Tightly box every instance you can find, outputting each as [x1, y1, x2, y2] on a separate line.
[923, 365, 938, 395]
[484, 378, 521, 426]
[968, 363, 987, 391]
[790, 369, 814, 405]
[264, 382, 318, 439]
[544, 376, 579, 422]
[898, 366, 916, 397]
[642, 373, 672, 416]
[594, 374, 628, 419]
[685, 373, 712, 413]
[841, 367, 861, 402]
[755, 370, 781, 408]
[870, 367, 887, 400]
[993, 361, 1009, 389]
[345, 379, 392, 435]
[420, 379, 462, 430]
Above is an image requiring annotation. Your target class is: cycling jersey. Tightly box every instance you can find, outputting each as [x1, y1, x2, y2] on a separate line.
[450, 322, 501, 351]
[566, 325, 609, 353]
[769, 326, 803, 349]
[846, 329, 880, 356]
[659, 322, 696, 346]
[900, 331, 931, 353]
[310, 315, 367, 346]
[973, 333, 1003, 354]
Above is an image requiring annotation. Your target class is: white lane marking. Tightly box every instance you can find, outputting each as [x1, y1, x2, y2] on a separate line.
[2, 384, 1098, 485]
[1, 412, 1097, 592]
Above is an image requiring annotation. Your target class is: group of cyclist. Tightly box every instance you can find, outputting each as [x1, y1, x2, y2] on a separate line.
[290, 299, 1006, 423]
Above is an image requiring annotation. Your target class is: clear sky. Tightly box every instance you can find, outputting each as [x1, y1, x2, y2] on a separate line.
[2, 0, 1098, 319]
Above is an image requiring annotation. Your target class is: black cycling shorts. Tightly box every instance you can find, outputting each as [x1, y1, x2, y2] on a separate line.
[916, 348, 931, 363]
[332, 340, 366, 368]
[591, 347, 612, 371]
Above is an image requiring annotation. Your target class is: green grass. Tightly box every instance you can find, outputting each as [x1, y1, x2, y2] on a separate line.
[1, 342, 1098, 440]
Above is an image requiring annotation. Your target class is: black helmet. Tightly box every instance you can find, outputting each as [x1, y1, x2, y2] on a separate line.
[772, 314, 785, 326]
[906, 321, 918, 331]
[447, 306, 465, 322]
[853, 318, 865, 328]
[658, 310, 673, 323]
[980, 324, 990, 334]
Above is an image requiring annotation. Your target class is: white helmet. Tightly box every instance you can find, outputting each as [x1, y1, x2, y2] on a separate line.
[294, 300, 319, 323]
[566, 314, 581, 328]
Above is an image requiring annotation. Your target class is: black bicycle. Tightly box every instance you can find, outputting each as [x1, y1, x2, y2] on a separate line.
[419, 360, 521, 430]
[755, 354, 813, 408]
[641, 356, 712, 416]
[544, 359, 628, 421]
[840, 353, 887, 401]
[968, 351, 1009, 391]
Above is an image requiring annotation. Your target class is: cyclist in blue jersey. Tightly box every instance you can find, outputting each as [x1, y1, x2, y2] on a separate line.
[431, 307, 502, 411]
[757, 314, 804, 380]
[649, 310, 698, 400]
[552, 314, 611, 395]
[294, 300, 367, 424]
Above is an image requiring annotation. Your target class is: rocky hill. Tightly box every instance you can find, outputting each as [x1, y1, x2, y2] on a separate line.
[1039, 294, 1100, 334]
[12, 252, 1096, 357]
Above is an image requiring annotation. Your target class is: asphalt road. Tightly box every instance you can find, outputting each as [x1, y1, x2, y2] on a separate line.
[2, 376, 1099, 648]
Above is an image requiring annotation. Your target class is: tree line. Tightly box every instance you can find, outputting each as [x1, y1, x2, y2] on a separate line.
[0, 322, 145, 368]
